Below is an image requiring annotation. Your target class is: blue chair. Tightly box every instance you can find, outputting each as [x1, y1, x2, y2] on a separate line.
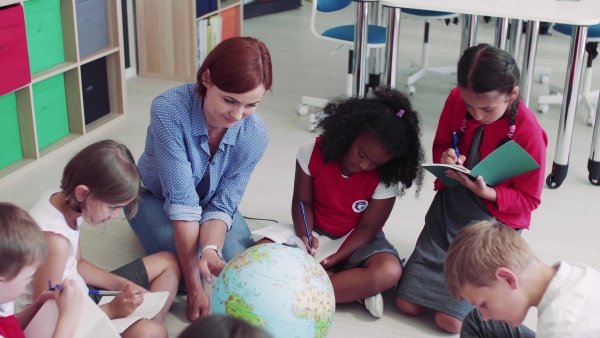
[400, 9, 460, 95]
[537, 24, 600, 126]
[298, 0, 387, 130]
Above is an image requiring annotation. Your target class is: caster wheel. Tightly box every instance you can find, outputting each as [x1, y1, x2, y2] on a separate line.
[539, 74, 550, 84]
[407, 85, 416, 96]
[589, 175, 600, 185]
[538, 104, 549, 114]
[297, 104, 309, 116]
[546, 172, 561, 189]
[587, 115, 595, 126]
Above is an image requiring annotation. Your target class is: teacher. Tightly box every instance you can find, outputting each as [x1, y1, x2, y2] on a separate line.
[127, 37, 272, 321]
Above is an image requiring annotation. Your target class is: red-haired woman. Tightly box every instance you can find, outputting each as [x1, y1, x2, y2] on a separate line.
[127, 36, 273, 321]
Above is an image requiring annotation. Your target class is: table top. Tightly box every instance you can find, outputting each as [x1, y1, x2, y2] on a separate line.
[380, 0, 600, 26]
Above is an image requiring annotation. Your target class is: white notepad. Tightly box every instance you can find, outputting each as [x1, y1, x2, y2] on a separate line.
[98, 291, 169, 333]
[251, 222, 352, 262]
[24, 296, 120, 338]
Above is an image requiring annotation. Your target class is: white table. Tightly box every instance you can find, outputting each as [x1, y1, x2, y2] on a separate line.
[380, 0, 600, 188]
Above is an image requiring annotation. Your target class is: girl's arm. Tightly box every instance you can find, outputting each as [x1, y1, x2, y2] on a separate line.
[32, 232, 71, 300]
[433, 88, 462, 164]
[291, 161, 318, 254]
[75, 240, 129, 291]
[321, 197, 395, 269]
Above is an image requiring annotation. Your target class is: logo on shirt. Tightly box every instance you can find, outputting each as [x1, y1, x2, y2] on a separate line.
[352, 200, 368, 213]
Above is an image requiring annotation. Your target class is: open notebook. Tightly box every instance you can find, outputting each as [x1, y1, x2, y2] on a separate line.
[24, 291, 169, 337]
[251, 222, 352, 262]
[422, 140, 540, 187]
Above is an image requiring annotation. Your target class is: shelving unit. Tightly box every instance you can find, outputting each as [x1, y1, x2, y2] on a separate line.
[135, 0, 243, 82]
[0, 0, 127, 186]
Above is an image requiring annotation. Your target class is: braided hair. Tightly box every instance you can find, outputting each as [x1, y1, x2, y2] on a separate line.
[317, 86, 425, 197]
[457, 43, 521, 147]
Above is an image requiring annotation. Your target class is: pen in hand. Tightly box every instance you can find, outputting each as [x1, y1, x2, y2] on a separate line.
[299, 200, 314, 257]
[453, 130, 460, 165]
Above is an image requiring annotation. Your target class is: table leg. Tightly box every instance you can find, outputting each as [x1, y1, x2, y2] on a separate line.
[521, 20, 539, 107]
[353, 1, 370, 97]
[369, 2, 382, 90]
[547, 25, 588, 189]
[383, 5, 401, 88]
[494, 17, 509, 50]
[587, 94, 600, 185]
[459, 14, 478, 56]
[508, 19, 523, 59]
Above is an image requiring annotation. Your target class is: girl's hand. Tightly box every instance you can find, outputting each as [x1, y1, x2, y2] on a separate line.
[55, 279, 84, 318]
[107, 282, 144, 319]
[300, 235, 319, 257]
[441, 148, 466, 166]
[445, 170, 497, 202]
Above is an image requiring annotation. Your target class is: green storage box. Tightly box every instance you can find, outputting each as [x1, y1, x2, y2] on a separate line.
[0, 93, 23, 169]
[24, 0, 65, 74]
[32, 74, 69, 149]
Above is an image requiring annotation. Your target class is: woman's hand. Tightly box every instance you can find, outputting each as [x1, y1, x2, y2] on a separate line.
[300, 235, 319, 257]
[441, 148, 466, 166]
[105, 282, 144, 319]
[198, 249, 226, 284]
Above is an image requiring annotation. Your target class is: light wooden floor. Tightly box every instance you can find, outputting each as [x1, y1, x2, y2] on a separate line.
[2, 3, 600, 337]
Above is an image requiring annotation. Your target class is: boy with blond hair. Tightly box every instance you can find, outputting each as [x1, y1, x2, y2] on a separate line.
[444, 220, 600, 338]
[0, 202, 83, 338]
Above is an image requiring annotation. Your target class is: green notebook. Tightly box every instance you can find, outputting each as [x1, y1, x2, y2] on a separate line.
[422, 141, 540, 187]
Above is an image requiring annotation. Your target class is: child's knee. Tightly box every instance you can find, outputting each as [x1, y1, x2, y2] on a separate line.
[124, 319, 168, 338]
[434, 312, 463, 333]
[151, 251, 181, 278]
[396, 298, 426, 316]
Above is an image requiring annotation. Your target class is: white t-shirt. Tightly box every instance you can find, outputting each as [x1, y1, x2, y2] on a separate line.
[537, 261, 600, 338]
[14, 190, 88, 312]
[296, 138, 399, 199]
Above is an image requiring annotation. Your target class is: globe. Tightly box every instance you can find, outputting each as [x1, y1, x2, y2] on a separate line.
[211, 243, 336, 338]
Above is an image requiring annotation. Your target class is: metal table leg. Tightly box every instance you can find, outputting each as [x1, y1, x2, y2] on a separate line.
[460, 14, 478, 56]
[521, 20, 539, 107]
[508, 19, 523, 59]
[494, 17, 509, 50]
[353, 0, 374, 97]
[588, 93, 600, 185]
[547, 25, 588, 189]
[383, 5, 401, 88]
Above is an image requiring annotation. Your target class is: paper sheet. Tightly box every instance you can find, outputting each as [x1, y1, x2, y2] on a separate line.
[251, 222, 352, 262]
[98, 291, 169, 333]
[24, 297, 119, 338]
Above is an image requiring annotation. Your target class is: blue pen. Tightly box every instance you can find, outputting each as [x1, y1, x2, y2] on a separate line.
[453, 130, 460, 165]
[298, 201, 313, 253]
[89, 290, 124, 296]
[48, 280, 63, 292]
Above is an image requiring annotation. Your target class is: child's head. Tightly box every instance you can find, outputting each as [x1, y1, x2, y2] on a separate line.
[457, 43, 521, 145]
[178, 315, 272, 338]
[317, 86, 425, 195]
[0, 202, 46, 303]
[444, 220, 537, 327]
[61, 140, 140, 225]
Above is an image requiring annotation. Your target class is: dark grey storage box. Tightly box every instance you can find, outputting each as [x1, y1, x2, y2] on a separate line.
[76, 0, 109, 58]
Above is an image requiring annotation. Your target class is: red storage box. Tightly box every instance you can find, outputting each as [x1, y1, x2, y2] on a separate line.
[0, 4, 31, 96]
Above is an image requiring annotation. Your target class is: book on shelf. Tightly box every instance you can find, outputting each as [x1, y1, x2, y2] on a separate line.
[422, 140, 540, 187]
[196, 15, 223, 69]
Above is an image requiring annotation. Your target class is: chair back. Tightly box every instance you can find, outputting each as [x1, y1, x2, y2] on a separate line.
[316, 0, 352, 13]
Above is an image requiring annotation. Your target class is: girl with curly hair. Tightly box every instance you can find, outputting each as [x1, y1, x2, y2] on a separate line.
[291, 86, 425, 318]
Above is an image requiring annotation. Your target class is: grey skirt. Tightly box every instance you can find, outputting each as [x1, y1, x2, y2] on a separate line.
[395, 186, 493, 320]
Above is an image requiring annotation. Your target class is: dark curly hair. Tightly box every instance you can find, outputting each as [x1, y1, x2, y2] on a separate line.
[317, 86, 425, 196]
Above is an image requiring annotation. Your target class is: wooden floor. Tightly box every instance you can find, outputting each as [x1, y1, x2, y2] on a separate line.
[1, 3, 599, 337]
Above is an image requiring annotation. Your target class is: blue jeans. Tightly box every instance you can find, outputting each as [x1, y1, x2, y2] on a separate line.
[126, 188, 254, 262]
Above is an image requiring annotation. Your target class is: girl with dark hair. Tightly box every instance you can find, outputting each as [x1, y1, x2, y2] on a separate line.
[395, 43, 548, 333]
[126, 36, 273, 321]
[15, 140, 181, 338]
[288, 86, 425, 318]
[178, 315, 272, 338]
